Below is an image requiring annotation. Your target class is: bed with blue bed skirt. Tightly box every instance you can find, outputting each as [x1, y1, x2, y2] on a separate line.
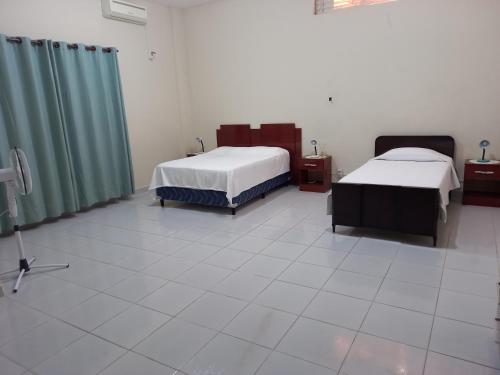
[156, 171, 290, 214]
[150, 146, 292, 215]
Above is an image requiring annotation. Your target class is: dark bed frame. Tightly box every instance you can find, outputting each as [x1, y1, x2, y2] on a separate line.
[332, 136, 455, 247]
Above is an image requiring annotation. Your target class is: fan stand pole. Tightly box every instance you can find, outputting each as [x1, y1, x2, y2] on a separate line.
[0, 204, 69, 293]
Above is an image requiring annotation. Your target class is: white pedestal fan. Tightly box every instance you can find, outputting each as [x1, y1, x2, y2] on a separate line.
[0, 148, 69, 293]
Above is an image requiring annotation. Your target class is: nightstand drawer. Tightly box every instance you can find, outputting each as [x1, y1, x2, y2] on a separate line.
[463, 161, 500, 207]
[299, 159, 325, 170]
[465, 164, 500, 181]
[299, 156, 332, 193]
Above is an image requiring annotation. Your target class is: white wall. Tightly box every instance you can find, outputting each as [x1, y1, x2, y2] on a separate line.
[1, 0, 499, 186]
[0, 0, 188, 188]
[171, 7, 195, 152]
[182, 0, 500, 178]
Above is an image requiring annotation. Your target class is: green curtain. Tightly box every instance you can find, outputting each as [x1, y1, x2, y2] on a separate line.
[50, 43, 134, 208]
[0, 35, 77, 233]
[0, 35, 134, 234]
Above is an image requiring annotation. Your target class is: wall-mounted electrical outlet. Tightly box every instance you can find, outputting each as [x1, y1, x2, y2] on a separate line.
[336, 168, 344, 180]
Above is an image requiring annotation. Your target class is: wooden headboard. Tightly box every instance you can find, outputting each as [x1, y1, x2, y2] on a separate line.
[216, 123, 302, 183]
[375, 136, 455, 159]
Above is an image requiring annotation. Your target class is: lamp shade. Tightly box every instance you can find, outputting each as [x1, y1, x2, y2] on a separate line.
[479, 140, 490, 149]
[310, 140, 319, 156]
[478, 140, 490, 162]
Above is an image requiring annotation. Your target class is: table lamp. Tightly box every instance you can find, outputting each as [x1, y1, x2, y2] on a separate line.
[196, 137, 205, 153]
[478, 140, 490, 163]
[311, 140, 318, 156]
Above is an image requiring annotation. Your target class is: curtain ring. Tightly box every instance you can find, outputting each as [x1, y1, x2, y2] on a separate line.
[6, 37, 22, 44]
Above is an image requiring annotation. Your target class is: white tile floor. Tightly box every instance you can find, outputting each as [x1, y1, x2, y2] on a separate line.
[0, 186, 499, 375]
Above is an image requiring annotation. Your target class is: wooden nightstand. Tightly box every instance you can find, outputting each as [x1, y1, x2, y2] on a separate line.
[463, 160, 500, 207]
[299, 156, 332, 193]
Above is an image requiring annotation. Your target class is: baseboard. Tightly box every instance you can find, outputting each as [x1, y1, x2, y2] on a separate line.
[135, 186, 149, 194]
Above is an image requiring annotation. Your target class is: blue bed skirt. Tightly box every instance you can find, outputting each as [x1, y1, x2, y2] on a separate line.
[156, 172, 290, 208]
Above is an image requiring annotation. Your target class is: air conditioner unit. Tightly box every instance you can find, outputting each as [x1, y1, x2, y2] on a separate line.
[102, 0, 147, 25]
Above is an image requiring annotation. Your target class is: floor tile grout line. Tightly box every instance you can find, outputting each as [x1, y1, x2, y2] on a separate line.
[47, 264, 139, 288]
[426, 348, 500, 372]
[335, 242, 400, 374]
[492, 212, 500, 269]
[9, 243, 498, 340]
[122, 243, 267, 368]
[6, 275, 174, 356]
[212, 249, 300, 334]
[258, 350, 339, 375]
[86, 307, 189, 375]
[103, 349, 188, 375]
[250, 251, 338, 375]
[57, 215, 177, 240]
[21, 233, 179, 273]
[27, 331, 92, 372]
[153, 261, 279, 372]
[442, 263, 499, 277]
[130, 303, 500, 375]
[226, 233, 317, 275]
[17, 313, 131, 373]
[4, 285, 101, 325]
[84, 300, 190, 375]
[20, 294, 139, 349]
[107, 291, 215, 374]
[3, 197, 496, 375]
[0, 318, 67, 371]
[249, 234, 364, 373]
[94, 349, 136, 375]
[177, 238, 325, 373]
[439, 282, 499, 300]
[142, 255, 498, 330]
[421, 243, 448, 375]
[0, 353, 30, 374]
[35, 222, 170, 253]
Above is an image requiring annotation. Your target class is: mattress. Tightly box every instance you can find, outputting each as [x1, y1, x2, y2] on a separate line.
[340, 159, 460, 221]
[149, 146, 290, 202]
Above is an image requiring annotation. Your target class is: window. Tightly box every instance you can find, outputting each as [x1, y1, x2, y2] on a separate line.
[315, 0, 395, 14]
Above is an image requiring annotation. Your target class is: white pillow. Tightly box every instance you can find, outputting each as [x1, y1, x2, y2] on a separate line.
[375, 147, 451, 162]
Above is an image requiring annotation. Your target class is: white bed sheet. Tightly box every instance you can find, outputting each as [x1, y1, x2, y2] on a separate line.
[149, 146, 290, 203]
[339, 159, 460, 221]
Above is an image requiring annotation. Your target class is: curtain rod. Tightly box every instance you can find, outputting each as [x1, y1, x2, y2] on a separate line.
[6, 36, 117, 53]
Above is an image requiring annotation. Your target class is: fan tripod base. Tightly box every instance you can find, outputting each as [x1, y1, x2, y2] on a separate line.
[1, 257, 69, 293]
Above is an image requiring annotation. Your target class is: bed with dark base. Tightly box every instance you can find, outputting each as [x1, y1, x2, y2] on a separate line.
[157, 172, 290, 215]
[332, 136, 455, 247]
[155, 123, 302, 214]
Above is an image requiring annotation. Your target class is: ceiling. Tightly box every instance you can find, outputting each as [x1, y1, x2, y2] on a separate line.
[153, 0, 221, 7]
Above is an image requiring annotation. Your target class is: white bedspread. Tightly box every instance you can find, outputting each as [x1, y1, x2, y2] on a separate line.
[149, 146, 290, 203]
[340, 159, 460, 221]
